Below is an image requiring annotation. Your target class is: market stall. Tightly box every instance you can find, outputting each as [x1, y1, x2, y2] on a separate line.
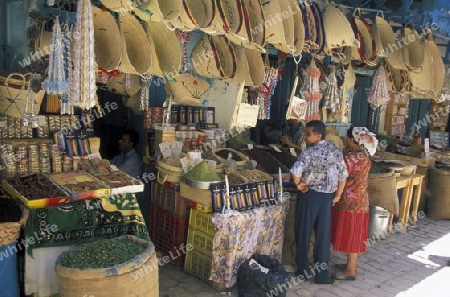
[0, 0, 449, 295]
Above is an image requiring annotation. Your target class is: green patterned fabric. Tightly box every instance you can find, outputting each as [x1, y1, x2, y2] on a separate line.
[24, 194, 150, 256]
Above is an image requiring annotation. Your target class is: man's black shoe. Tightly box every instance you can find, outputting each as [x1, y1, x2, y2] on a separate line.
[314, 276, 336, 284]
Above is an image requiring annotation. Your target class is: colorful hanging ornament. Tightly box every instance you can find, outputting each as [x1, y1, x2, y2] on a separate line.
[304, 59, 322, 123]
[44, 16, 69, 95]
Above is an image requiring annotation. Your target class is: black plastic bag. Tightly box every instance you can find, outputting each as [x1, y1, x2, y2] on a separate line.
[237, 254, 289, 297]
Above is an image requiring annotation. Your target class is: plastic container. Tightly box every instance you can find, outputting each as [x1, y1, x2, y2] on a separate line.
[188, 209, 215, 236]
[368, 205, 389, 240]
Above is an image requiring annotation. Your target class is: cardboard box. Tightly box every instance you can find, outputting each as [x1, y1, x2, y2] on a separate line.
[180, 182, 212, 206]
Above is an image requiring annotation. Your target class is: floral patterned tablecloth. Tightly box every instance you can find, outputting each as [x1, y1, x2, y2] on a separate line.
[209, 200, 290, 288]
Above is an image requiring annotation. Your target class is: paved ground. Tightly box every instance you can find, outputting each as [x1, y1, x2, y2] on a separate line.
[158, 216, 450, 297]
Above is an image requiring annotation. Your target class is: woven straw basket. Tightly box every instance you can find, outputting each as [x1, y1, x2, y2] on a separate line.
[0, 73, 45, 119]
[166, 73, 210, 105]
[144, 0, 182, 22]
[92, 7, 122, 70]
[0, 206, 29, 246]
[261, 0, 288, 52]
[287, 0, 305, 56]
[176, 0, 215, 32]
[351, 11, 378, 67]
[229, 45, 253, 86]
[192, 34, 237, 79]
[146, 21, 182, 78]
[245, 48, 265, 87]
[118, 13, 152, 74]
[372, 12, 392, 57]
[427, 37, 445, 96]
[107, 74, 141, 97]
[409, 39, 434, 98]
[323, 3, 355, 50]
[402, 25, 424, 72]
[242, 0, 266, 52]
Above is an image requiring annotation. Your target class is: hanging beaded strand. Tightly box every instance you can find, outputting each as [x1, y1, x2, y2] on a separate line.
[140, 75, 153, 112]
[368, 64, 390, 126]
[175, 30, 193, 72]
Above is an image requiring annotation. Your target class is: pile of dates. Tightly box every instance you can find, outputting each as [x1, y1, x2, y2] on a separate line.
[7, 174, 68, 200]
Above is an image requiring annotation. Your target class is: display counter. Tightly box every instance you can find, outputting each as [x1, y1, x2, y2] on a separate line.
[208, 200, 289, 288]
[23, 194, 149, 297]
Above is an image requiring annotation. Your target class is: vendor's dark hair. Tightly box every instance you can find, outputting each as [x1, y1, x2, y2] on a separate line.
[347, 127, 355, 139]
[123, 129, 139, 147]
[306, 120, 326, 140]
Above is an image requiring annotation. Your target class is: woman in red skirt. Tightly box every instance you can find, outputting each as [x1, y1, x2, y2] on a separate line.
[331, 127, 378, 280]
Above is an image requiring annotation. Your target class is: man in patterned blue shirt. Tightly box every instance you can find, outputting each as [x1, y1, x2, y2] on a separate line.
[290, 120, 348, 284]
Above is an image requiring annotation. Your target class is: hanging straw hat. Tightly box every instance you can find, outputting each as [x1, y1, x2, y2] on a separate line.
[401, 23, 425, 72]
[287, 0, 305, 56]
[146, 21, 182, 78]
[261, 0, 288, 53]
[191, 34, 237, 79]
[215, 0, 244, 35]
[372, 11, 392, 58]
[245, 48, 265, 87]
[175, 0, 215, 33]
[118, 13, 152, 74]
[107, 74, 141, 97]
[241, 0, 266, 52]
[351, 9, 378, 67]
[274, 0, 295, 53]
[166, 72, 210, 105]
[229, 45, 253, 86]
[92, 7, 122, 70]
[143, 0, 183, 22]
[427, 36, 445, 96]
[322, 3, 355, 50]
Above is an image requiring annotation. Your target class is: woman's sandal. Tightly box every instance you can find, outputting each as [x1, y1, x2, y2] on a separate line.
[333, 271, 356, 281]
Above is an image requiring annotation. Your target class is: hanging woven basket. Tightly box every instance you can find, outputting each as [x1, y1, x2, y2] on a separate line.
[92, 7, 122, 70]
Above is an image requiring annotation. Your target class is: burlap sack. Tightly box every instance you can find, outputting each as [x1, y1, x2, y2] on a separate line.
[56, 236, 158, 297]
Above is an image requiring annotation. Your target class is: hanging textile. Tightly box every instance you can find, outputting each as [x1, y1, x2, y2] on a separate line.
[253, 55, 278, 120]
[304, 59, 322, 123]
[368, 64, 391, 125]
[70, 0, 97, 110]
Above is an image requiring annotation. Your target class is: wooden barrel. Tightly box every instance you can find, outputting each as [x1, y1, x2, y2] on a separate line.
[427, 168, 450, 219]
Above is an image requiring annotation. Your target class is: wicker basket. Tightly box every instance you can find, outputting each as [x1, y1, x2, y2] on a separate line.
[155, 155, 185, 184]
[0, 206, 29, 246]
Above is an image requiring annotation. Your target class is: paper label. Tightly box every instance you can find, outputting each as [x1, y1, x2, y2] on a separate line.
[274, 147, 282, 152]
[87, 152, 102, 160]
[247, 144, 254, 149]
[424, 138, 430, 153]
[159, 142, 172, 159]
[207, 160, 217, 169]
[171, 140, 183, 156]
[180, 157, 189, 173]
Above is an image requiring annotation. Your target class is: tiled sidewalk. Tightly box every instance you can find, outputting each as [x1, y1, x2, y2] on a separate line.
[159, 217, 450, 297]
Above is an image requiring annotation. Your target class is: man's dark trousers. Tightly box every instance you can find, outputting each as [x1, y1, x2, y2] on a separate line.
[294, 189, 333, 282]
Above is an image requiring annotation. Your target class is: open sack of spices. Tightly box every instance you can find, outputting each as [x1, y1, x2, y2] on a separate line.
[183, 160, 224, 190]
[55, 235, 158, 297]
[0, 196, 29, 246]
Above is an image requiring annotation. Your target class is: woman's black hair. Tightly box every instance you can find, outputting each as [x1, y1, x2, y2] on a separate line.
[347, 126, 356, 139]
